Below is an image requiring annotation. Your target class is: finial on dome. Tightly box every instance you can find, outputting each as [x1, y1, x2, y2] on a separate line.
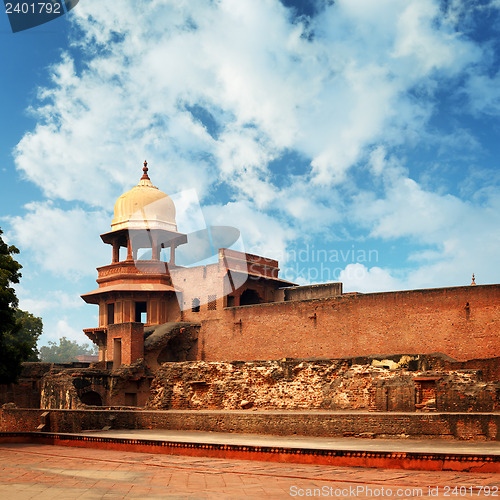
[471, 273, 476, 285]
[141, 160, 150, 180]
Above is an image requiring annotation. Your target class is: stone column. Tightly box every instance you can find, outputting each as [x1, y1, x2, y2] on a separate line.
[127, 236, 133, 261]
[169, 244, 176, 266]
[112, 240, 120, 263]
[152, 234, 160, 260]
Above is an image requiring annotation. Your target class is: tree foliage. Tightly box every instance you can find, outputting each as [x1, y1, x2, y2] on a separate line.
[0, 228, 24, 383]
[14, 309, 42, 361]
[0, 228, 43, 383]
[39, 336, 98, 363]
[0, 228, 21, 330]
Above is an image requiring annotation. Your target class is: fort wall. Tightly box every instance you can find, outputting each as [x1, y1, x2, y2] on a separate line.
[1, 408, 498, 441]
[198, 284, 500, 362]
[146, 358, 499, 413]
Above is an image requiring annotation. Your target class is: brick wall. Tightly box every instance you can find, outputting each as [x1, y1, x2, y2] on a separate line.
[199, 284, 500, 362]
[107, 323, 144, 366]
[0, 363, 52, 408]
[39, 364, 151, 409]
[1, 408, 498, 440]
[284, 283, 342, 301]
[146, 358, 498, 412]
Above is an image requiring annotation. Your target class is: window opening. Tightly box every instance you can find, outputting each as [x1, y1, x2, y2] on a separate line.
[135, 301, 147, 323]
[113, 338, 122, 368]
[208, 295, 217, 310]
[240, 289, 261, 305]
[107, 303, 115, 325]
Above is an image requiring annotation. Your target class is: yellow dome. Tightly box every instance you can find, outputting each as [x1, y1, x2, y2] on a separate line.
[111, 162, 177, 232]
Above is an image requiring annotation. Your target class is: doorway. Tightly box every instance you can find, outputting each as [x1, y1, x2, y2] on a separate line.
[135, 301, 147, 323]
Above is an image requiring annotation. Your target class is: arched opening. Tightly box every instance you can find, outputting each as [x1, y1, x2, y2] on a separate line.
[80, 391, 103, 406]
[240, 289, 261, 306]
[191, 298, 200, 313]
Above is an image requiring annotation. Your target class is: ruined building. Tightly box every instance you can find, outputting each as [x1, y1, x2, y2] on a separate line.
[81, 161, 296, 370]
[1, 163, 499, 424]
[81, 162, 499, 369]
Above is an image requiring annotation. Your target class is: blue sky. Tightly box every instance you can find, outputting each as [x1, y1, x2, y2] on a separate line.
[1, 0, 500, 347]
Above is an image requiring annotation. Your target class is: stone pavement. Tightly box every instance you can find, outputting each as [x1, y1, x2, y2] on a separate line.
[0, 442, 499, 499]
[82, 429, 500, 455]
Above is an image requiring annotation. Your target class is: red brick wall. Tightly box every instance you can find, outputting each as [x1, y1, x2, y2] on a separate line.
[198, 284, 500, 362]
[1, 408, 498, 441]
[146, 359, 498, 412]
[107, 323, 144, 365]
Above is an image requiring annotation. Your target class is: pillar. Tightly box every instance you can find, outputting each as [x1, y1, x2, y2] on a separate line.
[127, 237, 133, 261]
[112, 240, 120, 263]
[170, 244, 176, 266]
[152, 234, 160, 260]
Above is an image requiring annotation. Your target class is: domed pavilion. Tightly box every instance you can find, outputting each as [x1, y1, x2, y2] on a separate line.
[81, 162, 187, 363]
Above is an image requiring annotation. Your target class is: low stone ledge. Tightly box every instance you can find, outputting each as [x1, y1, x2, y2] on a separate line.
[1, 408, 498, 441]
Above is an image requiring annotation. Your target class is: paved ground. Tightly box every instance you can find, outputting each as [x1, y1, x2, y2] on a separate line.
[82, 429, 500, 455]
[0, 443, 498, 499]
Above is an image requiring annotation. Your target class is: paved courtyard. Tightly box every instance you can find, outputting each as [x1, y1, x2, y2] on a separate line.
[0, 443, 499, 499]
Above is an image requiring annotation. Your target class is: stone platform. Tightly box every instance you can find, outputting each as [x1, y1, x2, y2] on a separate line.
[1, 430, 498, 473]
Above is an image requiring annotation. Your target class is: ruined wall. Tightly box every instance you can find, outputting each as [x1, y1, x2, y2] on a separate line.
[284, 283, 343, 301]
[41, 371, 86, 410]
[435, 372, 499, 412]
[172, 262, 226, 322]
[199, 284, 500, 362]
[148, 359, 377, 411]
[147, 358, 499, 412]
[429, 357, 500, 383]
[0, 363, 52, 408]
[144, 323, 200, 370]
[2, 408, 498, 440]
[40, 363, 151, 409]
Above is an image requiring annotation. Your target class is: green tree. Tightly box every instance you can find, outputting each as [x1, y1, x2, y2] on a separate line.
[14, 309, 42, 362]
[0, 228, 24, 383]
[39, 336, 98, 363]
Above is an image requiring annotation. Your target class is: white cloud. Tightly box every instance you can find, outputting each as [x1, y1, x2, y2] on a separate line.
[465, 70, 500, 116]
[6, 201, 110, 278]
[339, 263, 403, 293]
[7, 0, 500, 298]
[51, 318, 89, 344]
[350, 154, 500, 289]
[203, 200, 296, 260]
[16, 290, 84, 317]
[13, 0, 485, 211]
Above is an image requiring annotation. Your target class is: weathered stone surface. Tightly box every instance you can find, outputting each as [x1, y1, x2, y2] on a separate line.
[0, 362, 52, 408]
[2, 407, 498, 440]
[41, 371, 85, 410]
[40, 361, 152, 409]
[147, 357, 499, 412]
